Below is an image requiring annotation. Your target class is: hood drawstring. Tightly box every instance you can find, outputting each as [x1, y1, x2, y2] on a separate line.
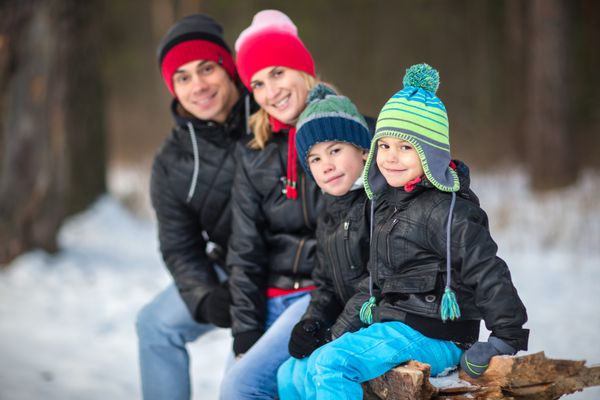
[244, 94, 251, 135]
[185, 122, 200, 203]
[185, 94, 250, 204]
[360, 191, 461, 325]
[359, 197, 377, 325]
[441, 191, 461, 321]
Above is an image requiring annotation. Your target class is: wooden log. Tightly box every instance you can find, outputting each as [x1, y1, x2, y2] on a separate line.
[363, 352, 600, 400]
[459, 351, 600, 399]
[363, 360, 438, 400]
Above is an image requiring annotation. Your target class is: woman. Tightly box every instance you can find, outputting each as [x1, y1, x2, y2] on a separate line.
[219, 9, 322, 400]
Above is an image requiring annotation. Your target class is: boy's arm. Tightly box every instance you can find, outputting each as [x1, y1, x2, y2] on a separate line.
[330, 275, 374, 338]
[430, 199, 529, 351]
[301, 219, 343, 326]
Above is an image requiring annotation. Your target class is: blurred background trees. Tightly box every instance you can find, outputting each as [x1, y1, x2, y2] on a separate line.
[0, 0, 106, 263]
[1, 0, 599, 264]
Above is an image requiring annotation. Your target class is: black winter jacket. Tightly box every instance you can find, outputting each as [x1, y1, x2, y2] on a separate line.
[302, 189, 370, 328]
[227, 130, 322, 336]
[150, 96, 251, 321]
[332, 163, 529, 351]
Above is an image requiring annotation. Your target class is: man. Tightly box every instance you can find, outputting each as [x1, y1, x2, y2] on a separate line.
[135, 14, 253, 400]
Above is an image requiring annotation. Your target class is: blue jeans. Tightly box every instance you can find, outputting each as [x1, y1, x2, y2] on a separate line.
[278, 321, 463, 400]
[219, 291, 310, 400]
[136, 284, 215, 400]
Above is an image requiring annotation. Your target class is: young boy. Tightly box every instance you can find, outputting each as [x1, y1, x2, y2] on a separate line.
[277, 84, 373, 398]
[283, 64, 529, 399]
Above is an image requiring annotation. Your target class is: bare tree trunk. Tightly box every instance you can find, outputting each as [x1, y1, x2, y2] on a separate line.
[525, 0, 574, 190]
[504, 0, 528, 163]
[0, 0, 106, 265]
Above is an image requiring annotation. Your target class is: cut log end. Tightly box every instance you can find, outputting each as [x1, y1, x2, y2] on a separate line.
[363, 352, 600, 399]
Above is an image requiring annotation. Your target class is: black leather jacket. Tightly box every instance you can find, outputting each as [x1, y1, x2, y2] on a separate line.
[227, 130, 322, 336]
[332, 163, 529, 351]
[150, 95, 251, 321]
[302, 189, 370, 327]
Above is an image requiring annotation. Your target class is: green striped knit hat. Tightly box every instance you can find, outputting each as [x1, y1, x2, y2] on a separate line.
[363, 63, 459, 199]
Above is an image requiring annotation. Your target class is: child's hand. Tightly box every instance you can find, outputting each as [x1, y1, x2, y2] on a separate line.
[460, 337, 516, 378]
[288, 319, 331, 359]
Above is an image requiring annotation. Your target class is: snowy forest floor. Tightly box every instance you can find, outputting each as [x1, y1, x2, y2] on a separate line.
[1, 168, 599, 400]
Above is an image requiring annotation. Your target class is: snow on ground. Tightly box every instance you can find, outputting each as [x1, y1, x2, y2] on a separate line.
[1, 169, 599, 399]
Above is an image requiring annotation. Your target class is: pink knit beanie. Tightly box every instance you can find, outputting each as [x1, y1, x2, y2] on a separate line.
[234, 10, 315, 90]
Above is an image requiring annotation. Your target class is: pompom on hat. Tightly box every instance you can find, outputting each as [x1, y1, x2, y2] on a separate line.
[157, 14, 237, 97]
[234, 10, 315, 90]
[295, 84, 371, 179]
[363, 63, 459, 199]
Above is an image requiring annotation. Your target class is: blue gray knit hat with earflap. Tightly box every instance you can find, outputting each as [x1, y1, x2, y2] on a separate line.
[295, 84, 371, 180]
[363, 63, 459, 199]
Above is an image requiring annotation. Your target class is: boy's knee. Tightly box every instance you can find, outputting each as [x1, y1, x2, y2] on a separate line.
[277, 357, 294, 385]
[311, 344, 351, 373]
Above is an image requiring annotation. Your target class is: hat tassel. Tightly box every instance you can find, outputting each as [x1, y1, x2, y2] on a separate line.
[441, 287, 461, 322]
[360, 296, 376, 325]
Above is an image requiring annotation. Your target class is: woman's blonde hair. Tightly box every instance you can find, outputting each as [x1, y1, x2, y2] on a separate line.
[248, 72, 319, 150]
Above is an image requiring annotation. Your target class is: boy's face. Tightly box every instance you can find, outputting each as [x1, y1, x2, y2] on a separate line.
[307, 141, 367, 196]
[250, 66, 309, 125]
[173, 60, 239, 123]
[375, 137, 424, 188]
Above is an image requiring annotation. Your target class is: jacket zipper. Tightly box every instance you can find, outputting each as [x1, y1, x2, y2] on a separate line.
[328, 231, 347, 302]
[291, 237, 306, 289]
[386, 210, 401, 268]
[343, 220, 355, 270]
[300, 174, 312, 229]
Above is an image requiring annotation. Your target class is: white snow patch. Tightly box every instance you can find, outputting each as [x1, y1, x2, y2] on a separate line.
[1, 169, 599, 399]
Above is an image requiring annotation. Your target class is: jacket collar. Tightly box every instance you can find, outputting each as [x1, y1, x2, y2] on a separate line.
[323, 189, 365, 214]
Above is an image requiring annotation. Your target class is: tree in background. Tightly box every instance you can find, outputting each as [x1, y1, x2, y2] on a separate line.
[1, 0, 597, 264]
[0, 0, 106, 265]
[526, 0, 573, 189]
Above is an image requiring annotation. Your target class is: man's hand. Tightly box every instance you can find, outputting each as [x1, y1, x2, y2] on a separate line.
[197, 281, 232, 328]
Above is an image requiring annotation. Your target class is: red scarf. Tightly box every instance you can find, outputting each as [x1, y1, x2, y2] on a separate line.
[269, 116, 298, 200]
[404, 161, 457, 193]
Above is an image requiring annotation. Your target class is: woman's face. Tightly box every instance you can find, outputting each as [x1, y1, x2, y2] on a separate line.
[250, 66, 309, 125]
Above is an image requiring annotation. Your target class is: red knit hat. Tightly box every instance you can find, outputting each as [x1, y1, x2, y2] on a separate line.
[234, 10, 315, 90]
[158, 15, 237, 97]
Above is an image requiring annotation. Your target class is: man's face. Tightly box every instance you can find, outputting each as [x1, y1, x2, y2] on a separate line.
[172, 60, 239, 123]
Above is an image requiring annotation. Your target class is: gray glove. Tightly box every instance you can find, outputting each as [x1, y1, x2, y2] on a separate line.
[460, 336, 516, 378]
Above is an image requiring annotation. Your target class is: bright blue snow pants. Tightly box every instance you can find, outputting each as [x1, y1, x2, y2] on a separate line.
[278, 321, 463, 400]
